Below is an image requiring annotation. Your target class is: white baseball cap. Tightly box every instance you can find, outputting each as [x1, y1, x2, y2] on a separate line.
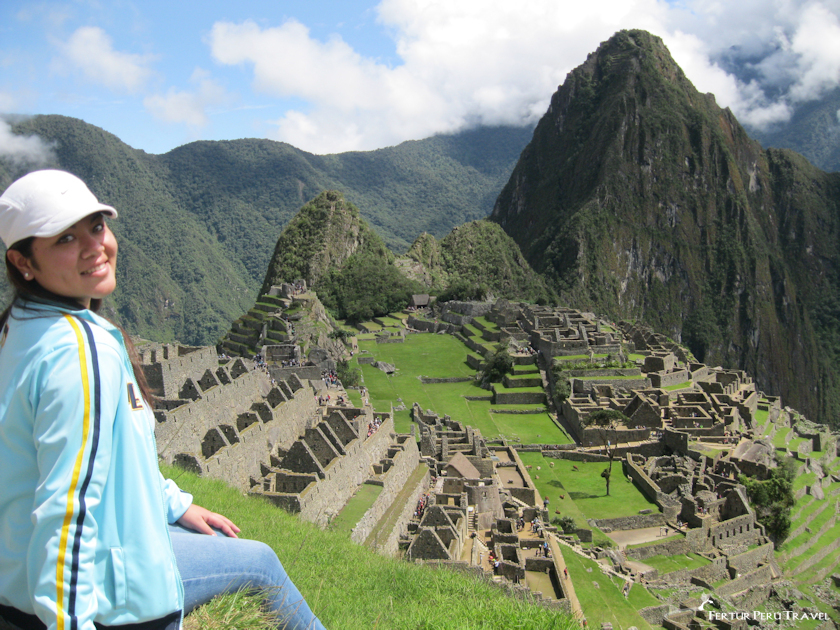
[0, 170, 117, 248]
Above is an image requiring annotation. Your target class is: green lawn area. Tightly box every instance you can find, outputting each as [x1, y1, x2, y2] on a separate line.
[628, 354, 646, 362]
[793, 472, 817, 493]
[345, 388, 363, 407]
[780, 506, 839, 569]
[555, 354, 610, 362]
[462, 322, 483, 336]
[642, 552, 710, 574]
[355, 333, 567, 443]
[576, 375, 647, 381]
[787, 438, 810, 456]
[506, 372, 543, 380]
[517, 453, 658, 521]
[754, 408, 770, 432]
[494, 382, 544, 393]
[772, 427, 792, 449]
[376, 316, 405, 327]
[562, 546, 655, 630]
[328, 483, 382, 537]
[662, 381, 692, 391]
[472, 316, 500, 332]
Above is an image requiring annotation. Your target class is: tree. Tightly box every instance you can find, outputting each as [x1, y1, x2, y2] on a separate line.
[335, 359, 361, 388]
[481, 347, 514, 385]
[739, 455, 796, 547]
[584, 409, 629, 496]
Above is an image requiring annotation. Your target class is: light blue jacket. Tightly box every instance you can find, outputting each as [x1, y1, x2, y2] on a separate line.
[0, 299, 191, 629]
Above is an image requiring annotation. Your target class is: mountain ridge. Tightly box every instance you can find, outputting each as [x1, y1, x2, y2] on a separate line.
[490, 29, 840, 426]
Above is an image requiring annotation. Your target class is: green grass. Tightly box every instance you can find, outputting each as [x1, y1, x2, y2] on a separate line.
[355, 333, 568, 443]
[327, 483, 382, 537]
[662, 381, 692, 391]
[793, 472, 817, 493]
[472, 316, 500, 332]
[345, 388, 363, 407]
[493, 382, 544, 393]
[754, 408, 770, 432]
[562, 546, 654, 630]
[772, 427, 792, 449]
[462, 322, 485, 338]
[517, 453, 658, 521]
[575, 375, 646, 381]
[626, 534, 682, 550]
[642, 553, 711, 574]
[781, 507, 839, 570]
[164, 465, 578, 630]
[376, 316, 405, 327]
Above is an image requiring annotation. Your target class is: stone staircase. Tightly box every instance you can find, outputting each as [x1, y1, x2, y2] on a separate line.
[220, 293, 292, 357]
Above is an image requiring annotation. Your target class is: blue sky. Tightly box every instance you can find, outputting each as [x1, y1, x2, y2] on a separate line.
[2, 0, 840, 158]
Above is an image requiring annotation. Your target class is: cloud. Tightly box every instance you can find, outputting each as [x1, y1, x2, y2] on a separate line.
[144, 69, 233, 128]
[53, 26, 155, 93]
[208, 2, 669, 153]
[208, 0, 840, 151]
[0, 119, 55, 165]
[662, 0, 840, 130]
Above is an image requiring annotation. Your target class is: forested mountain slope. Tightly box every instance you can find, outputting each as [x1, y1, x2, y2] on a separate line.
[0, 116, 530, 343]
[490, 30, 840, 426]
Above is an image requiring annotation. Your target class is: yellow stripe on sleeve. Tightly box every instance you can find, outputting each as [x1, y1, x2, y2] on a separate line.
[54, 315, 93, 630]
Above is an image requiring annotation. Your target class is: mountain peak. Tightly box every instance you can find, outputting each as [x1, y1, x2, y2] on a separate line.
[490, 28, 840, 425]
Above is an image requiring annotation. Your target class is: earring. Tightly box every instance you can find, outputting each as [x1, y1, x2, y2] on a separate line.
[23, 273, 30, 279]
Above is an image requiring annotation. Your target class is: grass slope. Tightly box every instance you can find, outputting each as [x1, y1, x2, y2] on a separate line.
[163, 465, 578, 630]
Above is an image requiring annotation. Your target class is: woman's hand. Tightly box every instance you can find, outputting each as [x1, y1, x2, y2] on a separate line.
[177, 504, 241, 538]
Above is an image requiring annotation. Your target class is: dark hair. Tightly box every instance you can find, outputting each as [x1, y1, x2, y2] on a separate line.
[1, 238, 154, 405]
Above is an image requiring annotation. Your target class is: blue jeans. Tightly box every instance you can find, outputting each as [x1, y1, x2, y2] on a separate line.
[168, 524, 327, 630]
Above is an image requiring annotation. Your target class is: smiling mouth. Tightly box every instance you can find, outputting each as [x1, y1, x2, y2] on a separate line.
[81, 262, 109, 275]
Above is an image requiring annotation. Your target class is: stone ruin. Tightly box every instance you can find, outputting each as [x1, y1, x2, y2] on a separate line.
[145, 340, 428, 554]
[399, 405, 570, 610]
[154, 292, 840, 625]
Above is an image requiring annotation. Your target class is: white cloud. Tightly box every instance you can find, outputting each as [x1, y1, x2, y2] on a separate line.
[660, 0, 840, 130]
[53, 26, 155, 93]
[209, 1, 670, 153]
[208, 0, 840, 151]
[144, 69, 233, 128]
[0, 119, 55, 165]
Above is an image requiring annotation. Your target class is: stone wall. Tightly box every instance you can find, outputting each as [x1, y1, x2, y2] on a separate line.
[592, 513, 666, 531]
[292, 415, 396, 527]
[269, 365, 322, 382]
[624, 455, 661, 503]
[156, 369, 319, 491]
[626, 536, 690, 561]
[648, 370, 689, 388]
[141, 345, 217, 398]
[715, 564, 774, 597]
[493, 389, 546, 405]
[351, 436, 424, 546]
[726, 542, 774, 576]
[571, 377, 651, 395]
[709, 514, 760, 548]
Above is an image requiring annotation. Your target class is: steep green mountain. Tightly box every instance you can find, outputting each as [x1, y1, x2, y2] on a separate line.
[400, 220, 553, 303]
[259, 190, 423, 322]
[0, 116, 256, 345]
[490, 30, 840, 426]
[0, 116, 530, 343]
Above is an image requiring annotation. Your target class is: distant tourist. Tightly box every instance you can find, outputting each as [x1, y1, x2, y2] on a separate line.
[0, 171, 327, 630]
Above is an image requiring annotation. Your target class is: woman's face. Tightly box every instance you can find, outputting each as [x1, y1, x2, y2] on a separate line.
[10, 212, 118, 308]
